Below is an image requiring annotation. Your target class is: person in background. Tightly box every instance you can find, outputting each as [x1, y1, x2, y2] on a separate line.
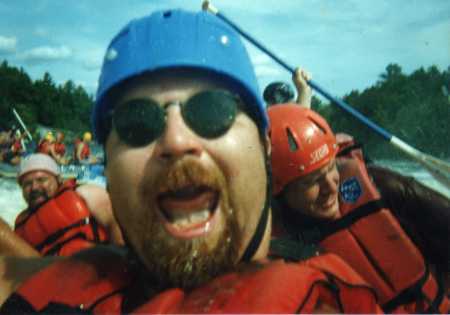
[0, 128, 13, 163]
[36, 131, 54, 155]
[14, 153, 123, 256]
[0, 129, 26, 165]
[73, 131, 96, 164]
[48, 131, 68, 165]
[0, 9, 382, 314]
[268, 104, 450, 313]
[263, 68, 312, 108]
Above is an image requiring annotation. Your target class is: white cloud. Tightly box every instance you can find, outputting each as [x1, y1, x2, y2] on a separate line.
[0, 35, 17, 53]
[20, 45, 72, 63]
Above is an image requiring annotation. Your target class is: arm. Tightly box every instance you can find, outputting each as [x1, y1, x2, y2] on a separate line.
[76, 184, 124, 245]
[367, 164, 450, 271]
[0, 256, 58, 306]
[293, 68, 312, 108]
[48, 143, 61, 162]
[75, 143, 83, 162]
[0, 217, 39, 258]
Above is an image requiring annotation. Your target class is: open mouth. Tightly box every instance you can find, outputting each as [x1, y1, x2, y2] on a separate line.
[157, 185, 220, 239]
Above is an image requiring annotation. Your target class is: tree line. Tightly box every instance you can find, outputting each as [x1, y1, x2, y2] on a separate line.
[0, 60, 93, 140]
[1, 59, 449, 159]
[314, 63, 450, 159]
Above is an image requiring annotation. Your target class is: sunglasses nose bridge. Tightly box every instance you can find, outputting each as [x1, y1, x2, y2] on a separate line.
[154, 106, 203, 160]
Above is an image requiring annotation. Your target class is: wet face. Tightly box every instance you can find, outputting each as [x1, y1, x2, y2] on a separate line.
[282, 159, 340, 220]
[104, 71, 269, 288]
[20, 171, 60, 209]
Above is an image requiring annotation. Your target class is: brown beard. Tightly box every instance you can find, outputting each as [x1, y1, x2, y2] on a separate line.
[133, 157, 242, 289]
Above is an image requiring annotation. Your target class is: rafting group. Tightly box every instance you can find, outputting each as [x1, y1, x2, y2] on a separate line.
[0, 6, 448, 314]
[0, 127, 97, 167]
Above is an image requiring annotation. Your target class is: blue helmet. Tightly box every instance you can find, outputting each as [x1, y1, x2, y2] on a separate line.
[92, 9, 268, 143]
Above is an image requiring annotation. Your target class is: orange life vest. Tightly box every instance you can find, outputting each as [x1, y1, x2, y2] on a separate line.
[11, 139, 24, 153]
[273, 137, 448, 313]
[76, 142, 91, 161]
[2, 249, 381, 314]
[14, 180, 109, 256]
[54, 142, 66, 156]
[36, 140, 52, 155]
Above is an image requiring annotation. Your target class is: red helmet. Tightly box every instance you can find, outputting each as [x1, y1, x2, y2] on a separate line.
[268, 104, 338, 195]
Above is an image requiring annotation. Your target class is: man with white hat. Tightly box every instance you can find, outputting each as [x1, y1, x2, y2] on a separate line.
[13, 153, 123, 256]
[17, 153, 61, 210]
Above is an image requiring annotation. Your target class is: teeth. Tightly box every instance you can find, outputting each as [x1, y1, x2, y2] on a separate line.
[172, 209, 210, 227]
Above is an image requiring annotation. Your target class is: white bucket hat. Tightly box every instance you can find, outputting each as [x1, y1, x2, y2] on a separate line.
[18, 153, 60, 181]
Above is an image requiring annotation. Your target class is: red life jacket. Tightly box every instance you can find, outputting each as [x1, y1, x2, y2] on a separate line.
[5, 249, 381, 314]
[54, 142, 66, 156]
[274, 135, 448, 313]
[37, 140, 52, 155]
[76, 142, 91, 161]
[11, 140, 24, 153]
[14, 180, 109, 256]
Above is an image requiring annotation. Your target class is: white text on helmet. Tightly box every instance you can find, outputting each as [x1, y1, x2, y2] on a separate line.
[310, 144, 329, 165]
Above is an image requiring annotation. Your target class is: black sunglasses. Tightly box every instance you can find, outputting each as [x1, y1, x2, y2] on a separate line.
[109, 90, 243, 147]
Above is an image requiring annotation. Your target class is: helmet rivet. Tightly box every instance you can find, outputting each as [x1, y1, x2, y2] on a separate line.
[105, 48, 118, 61]
[220, 35, 229, 45]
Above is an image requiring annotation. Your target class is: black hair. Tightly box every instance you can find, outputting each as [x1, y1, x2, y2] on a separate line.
[263, 81, 295, 106]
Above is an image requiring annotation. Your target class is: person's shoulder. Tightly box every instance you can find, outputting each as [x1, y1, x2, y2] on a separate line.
[15, 210, 30, 227]
[75, 183, 107, 195]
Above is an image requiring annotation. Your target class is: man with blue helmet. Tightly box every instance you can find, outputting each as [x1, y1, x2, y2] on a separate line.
[0, 9, 382, 314]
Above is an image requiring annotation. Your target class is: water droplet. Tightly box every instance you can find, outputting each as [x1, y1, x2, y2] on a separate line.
[106, 48, 118, 61]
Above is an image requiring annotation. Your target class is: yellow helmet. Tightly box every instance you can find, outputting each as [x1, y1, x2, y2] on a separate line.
[83, 132, 92, 142]
[45, 131, 55, 142]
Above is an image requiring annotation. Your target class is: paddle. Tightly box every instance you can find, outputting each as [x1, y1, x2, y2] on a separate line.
[12, 108, 33, 142]
[12, 107, 36, 152]
[202, 1, 450, 191]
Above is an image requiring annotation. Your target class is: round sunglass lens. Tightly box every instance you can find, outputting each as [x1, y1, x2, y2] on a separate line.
[113, 99, 165, 146]
[183, 90, 237, 138]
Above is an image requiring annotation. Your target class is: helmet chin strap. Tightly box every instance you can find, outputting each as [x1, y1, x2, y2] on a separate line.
[240, 150, 272, 262]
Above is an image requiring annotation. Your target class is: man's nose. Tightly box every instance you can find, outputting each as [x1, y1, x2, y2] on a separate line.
[30, 180, 41, 190]
[154, 105, 203, 160]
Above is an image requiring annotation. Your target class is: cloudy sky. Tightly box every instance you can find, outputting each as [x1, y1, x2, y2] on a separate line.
[0, 0, 448, 99]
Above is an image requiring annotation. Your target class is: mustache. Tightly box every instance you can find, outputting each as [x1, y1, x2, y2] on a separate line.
[148, 158, 226, 196]
[29, 190, 49, 201]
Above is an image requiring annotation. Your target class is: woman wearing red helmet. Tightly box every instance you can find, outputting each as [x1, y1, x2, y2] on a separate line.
[268, 104, 450, 314]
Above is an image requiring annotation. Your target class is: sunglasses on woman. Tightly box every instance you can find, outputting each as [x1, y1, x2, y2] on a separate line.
[109, 90, 245, 147]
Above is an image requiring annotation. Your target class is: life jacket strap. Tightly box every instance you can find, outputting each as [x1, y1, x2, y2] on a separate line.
[299, 199, 384, 244]
[382, 264, 445, 313]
